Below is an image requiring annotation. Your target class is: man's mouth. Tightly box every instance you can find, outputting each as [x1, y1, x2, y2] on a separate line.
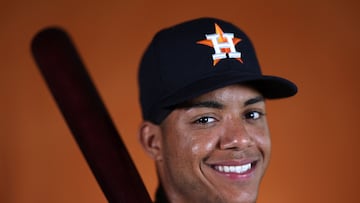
[212, 162, 256, 175]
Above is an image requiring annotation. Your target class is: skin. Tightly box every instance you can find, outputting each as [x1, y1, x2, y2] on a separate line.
[139, 84, 271, 203]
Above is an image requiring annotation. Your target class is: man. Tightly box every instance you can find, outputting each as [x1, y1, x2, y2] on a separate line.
[137, 17, 297, 203]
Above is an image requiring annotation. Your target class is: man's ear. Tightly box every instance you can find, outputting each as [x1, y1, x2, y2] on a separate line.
[138, 121, 163, 161]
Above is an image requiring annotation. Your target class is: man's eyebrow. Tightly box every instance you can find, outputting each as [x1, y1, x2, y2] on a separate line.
[176, 100, 224, 109]
[244, 96, 265, 106]
[175, 96, 264, 109]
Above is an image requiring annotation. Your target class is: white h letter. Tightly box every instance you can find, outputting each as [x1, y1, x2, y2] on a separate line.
[206, 33, 241, 61]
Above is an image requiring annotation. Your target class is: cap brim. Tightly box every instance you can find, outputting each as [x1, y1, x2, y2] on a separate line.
[161, 71, 298, 108]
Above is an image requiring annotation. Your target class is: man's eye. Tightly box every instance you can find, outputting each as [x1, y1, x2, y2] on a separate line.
[194, 116, 216, 124]
[244, 111, 264, 120]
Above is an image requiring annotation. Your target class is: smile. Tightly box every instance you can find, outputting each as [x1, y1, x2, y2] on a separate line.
[213, 162, 253, 174]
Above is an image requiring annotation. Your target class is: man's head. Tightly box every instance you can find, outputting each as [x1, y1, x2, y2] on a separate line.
[138, 17, 297, 203]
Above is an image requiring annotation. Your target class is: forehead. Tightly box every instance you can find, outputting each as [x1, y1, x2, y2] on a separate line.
[161, 85, 264, 126]
[162, 84, 264, 125]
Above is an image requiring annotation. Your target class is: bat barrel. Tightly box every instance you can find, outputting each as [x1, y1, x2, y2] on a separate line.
[31, 27, 152, 203]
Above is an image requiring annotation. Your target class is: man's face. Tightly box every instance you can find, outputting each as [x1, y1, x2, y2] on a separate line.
[157, 84, 271, 203]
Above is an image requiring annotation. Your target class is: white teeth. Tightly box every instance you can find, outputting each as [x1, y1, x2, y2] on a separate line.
[215, 163, 252, 174]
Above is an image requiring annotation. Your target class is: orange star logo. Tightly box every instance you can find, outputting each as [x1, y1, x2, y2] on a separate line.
[197, 23, 243, 66]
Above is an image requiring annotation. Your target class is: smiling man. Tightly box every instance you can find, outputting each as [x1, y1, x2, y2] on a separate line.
[138, 17, 297, 203]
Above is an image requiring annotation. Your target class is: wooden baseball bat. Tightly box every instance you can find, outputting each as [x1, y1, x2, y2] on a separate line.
[31, 27, 152, 203]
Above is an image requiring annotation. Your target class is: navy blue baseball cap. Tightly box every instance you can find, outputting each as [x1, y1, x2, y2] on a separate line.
[138, 17, 297, 124]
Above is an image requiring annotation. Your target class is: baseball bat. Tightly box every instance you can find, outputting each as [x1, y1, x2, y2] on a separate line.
[31, 27, 152, 203]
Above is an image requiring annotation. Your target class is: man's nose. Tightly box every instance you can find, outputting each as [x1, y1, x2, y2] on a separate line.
[219, 119, 254, 150]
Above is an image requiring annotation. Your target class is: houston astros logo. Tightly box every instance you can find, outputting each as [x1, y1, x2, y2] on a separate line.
[197, 23, 243, 66]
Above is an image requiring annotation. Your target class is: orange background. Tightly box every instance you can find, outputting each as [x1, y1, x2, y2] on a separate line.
[1, 0, 359, 202]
